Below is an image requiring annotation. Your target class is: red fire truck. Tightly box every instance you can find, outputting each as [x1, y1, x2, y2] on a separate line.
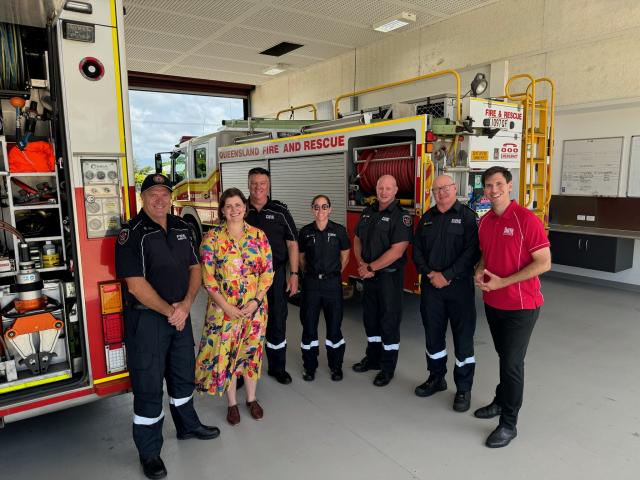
[0, 0, 134, 425]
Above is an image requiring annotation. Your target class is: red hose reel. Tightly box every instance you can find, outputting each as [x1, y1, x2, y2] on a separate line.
[356, 144, 414, 195]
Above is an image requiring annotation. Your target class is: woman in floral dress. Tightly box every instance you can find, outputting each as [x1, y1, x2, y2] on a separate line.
[195, 188, 273, 425]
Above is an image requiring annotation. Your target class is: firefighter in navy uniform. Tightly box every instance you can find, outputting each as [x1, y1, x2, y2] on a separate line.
[298, 195, 350, 382]
[353, 175, 412, 387]
[412, 175, 480, 413]
[245, 167, 299, 385]
[116, 174, 219, 480]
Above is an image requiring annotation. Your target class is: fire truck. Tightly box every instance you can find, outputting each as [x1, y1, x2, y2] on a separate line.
[164, 71, 555, 292]
[0, 0, 134, 425]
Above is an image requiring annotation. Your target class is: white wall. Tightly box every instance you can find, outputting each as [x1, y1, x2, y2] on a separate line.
[251, 0, 640, 115]
[551, 101, 640, 286]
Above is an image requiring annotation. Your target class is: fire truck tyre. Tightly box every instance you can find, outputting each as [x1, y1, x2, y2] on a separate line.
[185, 218, 202, 247]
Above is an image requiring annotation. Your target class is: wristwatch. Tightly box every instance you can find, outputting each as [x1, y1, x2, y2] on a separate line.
[366, 264, 374, 273]
[290, 271, 299, 276]
[251, 297, 263, 307]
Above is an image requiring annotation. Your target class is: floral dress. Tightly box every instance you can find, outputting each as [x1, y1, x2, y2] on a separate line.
[195, 222, 274, 396]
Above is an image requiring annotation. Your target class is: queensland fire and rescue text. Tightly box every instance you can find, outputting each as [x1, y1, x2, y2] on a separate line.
[219, 135, 346, 159]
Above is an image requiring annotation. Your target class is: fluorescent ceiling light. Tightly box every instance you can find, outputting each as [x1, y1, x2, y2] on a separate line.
[374, 12, 416, 32]
[263, 64, 287, 75]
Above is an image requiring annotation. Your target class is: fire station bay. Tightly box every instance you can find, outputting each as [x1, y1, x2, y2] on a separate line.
[0, 1, 638, 480]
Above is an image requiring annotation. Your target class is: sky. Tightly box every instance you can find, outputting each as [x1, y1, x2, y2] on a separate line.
[128, 90, 244, 170]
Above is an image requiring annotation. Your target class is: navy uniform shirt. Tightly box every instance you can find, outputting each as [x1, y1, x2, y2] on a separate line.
[115, 209, 199, 305]
[413, 200, 480, 281]
[355, 200, 413, 269]
[246, 198, 297, 268]
[299, 220, 350, 276]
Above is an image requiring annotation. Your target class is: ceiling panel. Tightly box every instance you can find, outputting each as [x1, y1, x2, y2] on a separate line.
[125, 5, 226, 38]
[193, 41, 317, 67]
[123, 0, 500, 87]
[125, 27, 204, 51]
[242, 7, 382, 47]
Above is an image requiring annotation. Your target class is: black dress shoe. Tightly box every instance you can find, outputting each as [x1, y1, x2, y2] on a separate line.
[453, 391, 471, 412]
[302, 370, 315, 381]
[373, 371, 393, 387]
[330, 369, 343, 381]
[474, 402, 502, 419]
[140, 456, 167, 480]
[177, 424, 221, 440]
[414, 375, 447, 397]
[268, 370, 293, 384]
[485, 425, 517, 448]
[352, 357, 380, 373]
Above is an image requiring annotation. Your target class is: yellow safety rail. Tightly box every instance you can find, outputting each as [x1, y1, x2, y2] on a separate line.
[276, 104, 318, 120]
[334, 70, 462, 211]
[334, 69, 461, 121]
[505, 74, 555, 227]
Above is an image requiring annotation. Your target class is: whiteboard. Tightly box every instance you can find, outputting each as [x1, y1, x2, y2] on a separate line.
[627, 135, 640, 197]
[560, 137, 623, 196]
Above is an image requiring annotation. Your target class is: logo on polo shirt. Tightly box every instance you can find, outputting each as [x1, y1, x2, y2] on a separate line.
[265, 214, 275, 220]
[381, 217, 390, 222]
[503, 227, 514, 236]
[176, 233, 188, 240]
[328, 232, 337, 238]
[451, 218, 461, 224]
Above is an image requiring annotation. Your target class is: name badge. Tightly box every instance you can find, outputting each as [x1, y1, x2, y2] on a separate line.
[176, 233, 188, 240]
[451, 218, 462, 224]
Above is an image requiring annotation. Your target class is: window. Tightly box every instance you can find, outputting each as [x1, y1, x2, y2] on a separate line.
[194, 147, 207, 179]
[173, 152, 187, 183]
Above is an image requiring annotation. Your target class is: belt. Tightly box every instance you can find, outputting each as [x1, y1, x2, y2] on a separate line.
[379, 268, 398, 273]
[306, 272, 340, 280]
[131, 304, 150, 311]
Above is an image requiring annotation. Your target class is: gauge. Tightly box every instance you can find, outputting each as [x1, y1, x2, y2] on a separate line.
[89, 218, 103, 230]
[96, 171, 106, 180]
[107, 171, 117, 180]
[85, 171, 95, 180]
[86, 202, 101, 214]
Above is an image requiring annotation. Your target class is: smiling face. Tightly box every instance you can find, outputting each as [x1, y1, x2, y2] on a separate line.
[311, 196, 332, 223]
[376, 175, 398, 209]
[432, 175, 457, 211]
[483, 171, 513, 210]
[141, 185, 171, 224]
[249, 173, 270, 204]
[221, 195, 246, 224]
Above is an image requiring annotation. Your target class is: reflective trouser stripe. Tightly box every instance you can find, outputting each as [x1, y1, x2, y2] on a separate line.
[427, 348, 447, 360]
[266, 340, 287, 349]
[169, 394, 193, 407]
[301, 340, 319, 350]
[325, 338, 345, 348]
[455, 356, 476, 367]
[367, 336, 382, 343]
[383, 343, 399, 351]
[133, 411, 165, 425]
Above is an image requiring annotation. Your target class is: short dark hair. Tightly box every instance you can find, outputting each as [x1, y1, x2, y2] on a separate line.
[219, 188, 248, 222]
[481, 166, 512, 186]
[248, 167, 270, 178]
[311, 194, 331, 207]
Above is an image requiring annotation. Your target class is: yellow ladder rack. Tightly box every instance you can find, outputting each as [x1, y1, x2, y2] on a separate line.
[505, 74, 555, 228]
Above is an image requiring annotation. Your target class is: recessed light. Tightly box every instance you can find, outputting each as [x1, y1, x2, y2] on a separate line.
[263, 64, 287, 75]
[373, 12, 416, 33]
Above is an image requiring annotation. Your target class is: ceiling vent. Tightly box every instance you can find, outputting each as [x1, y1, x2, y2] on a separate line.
[260, 42, 303, 57]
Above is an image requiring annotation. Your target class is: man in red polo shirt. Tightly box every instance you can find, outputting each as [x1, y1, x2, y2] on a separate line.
[474, 166, 551, 448]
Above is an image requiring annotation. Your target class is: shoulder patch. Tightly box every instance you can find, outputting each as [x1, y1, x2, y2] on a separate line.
[403, 215, 413, 227]
[118, 229, 130, 245]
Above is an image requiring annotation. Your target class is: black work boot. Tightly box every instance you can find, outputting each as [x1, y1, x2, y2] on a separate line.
[140, 456, 167, 479]
[453, 391, 471, 412]
[352, 356, 380, 373]
[414, 375, 447, 397]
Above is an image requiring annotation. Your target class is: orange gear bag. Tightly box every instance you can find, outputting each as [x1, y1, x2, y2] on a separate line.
[8, 141, 56, 172]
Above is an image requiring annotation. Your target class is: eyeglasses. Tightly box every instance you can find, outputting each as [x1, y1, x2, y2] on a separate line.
[312, 204, 331, 211]
[432, 183, 455, 194]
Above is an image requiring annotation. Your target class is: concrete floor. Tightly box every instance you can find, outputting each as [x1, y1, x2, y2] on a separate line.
[1, 277, 639, 480]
